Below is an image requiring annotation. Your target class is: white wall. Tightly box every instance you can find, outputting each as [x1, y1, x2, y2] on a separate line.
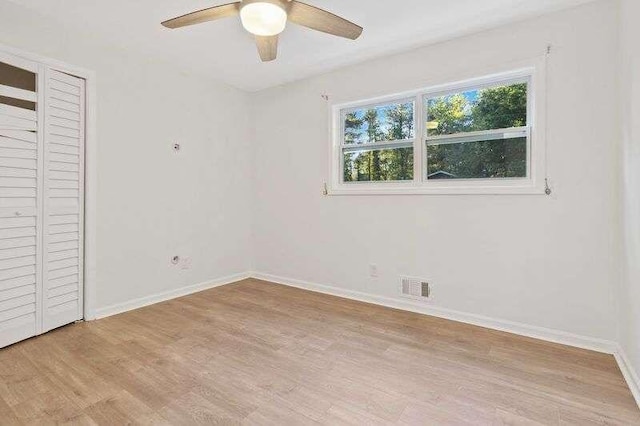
[252, 1, 620, 342]
[619, 0, 640, 393]
[0, 2, 253, 312]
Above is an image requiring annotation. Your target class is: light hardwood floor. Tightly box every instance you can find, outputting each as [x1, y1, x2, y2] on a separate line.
[0, 279, 638, 425]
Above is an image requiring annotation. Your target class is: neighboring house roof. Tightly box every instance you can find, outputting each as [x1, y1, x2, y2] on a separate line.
[427, 170, 457, 179]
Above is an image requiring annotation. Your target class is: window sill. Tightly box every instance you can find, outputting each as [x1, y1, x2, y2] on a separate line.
[327, 183, 547, 196]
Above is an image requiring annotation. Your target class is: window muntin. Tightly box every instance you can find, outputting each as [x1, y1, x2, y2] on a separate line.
[332, 68, 541, 194]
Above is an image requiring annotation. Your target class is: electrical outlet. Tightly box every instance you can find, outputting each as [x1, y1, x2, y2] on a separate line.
[369, 264, 378, 278]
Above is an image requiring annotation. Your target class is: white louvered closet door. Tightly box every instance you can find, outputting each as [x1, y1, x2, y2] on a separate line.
[0, 54, 42, 348]
[42, 69, 85, 333]
[0, 52, 85, 348]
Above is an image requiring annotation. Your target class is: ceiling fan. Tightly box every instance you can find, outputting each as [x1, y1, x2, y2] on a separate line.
[162, 0, 363, 62]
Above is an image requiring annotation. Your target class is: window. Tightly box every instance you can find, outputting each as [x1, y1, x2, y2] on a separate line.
[341, 100, 415, 182]
[425, 81, 528, 181]
[330, 64, 545, 195]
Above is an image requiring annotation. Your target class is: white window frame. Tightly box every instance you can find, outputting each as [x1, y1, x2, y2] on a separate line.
[329, 59, 547, 195]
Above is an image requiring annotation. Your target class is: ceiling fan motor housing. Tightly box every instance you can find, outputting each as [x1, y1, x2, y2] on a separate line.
[240, 0, 291, 36]
[240, 0, 292, 12]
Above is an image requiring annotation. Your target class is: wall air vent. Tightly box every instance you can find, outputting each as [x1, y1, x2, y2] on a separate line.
[400, 276, 431, 300]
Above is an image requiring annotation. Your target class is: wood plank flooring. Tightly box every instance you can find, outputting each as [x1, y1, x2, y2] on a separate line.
[0, 278, 638, 425]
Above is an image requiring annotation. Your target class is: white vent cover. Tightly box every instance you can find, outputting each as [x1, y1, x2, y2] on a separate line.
[400, 276, 430, 300]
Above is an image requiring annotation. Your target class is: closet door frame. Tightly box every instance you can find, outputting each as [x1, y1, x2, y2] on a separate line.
[0, 42, 97, 322]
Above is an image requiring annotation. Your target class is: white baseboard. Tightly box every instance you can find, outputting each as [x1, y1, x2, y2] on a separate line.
[614, 346, 640, 409]
[94, 272, 252, 319]
[250, 272, 618, 355]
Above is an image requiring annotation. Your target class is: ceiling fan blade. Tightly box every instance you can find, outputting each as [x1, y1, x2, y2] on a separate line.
[162, 2, 240, 29]
[256, 35, 279, 62]
[288, 1, 363, 40]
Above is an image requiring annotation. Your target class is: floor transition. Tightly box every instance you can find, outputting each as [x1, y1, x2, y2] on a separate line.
[0, 279, 638, 425]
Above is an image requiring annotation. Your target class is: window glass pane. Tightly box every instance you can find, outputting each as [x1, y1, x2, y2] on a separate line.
[344, 148, 414, 182]
[426, 82, 527, 137]
[344, 101, 414, 144]
[427, 137, 526, 179]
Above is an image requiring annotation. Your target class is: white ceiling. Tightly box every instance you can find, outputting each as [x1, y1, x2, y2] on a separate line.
[9, 0, 596, 91]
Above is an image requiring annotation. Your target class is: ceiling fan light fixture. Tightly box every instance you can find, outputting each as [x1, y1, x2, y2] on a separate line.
[240, 2, 288, 36]
[162, 0, 364, 62]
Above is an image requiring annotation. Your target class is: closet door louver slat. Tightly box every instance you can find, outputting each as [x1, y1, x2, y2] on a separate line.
[42, 69, 84, 333]
[0, 55, 41, 348]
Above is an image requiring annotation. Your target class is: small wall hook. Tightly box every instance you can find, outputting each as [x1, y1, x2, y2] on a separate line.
[545, 178, 552, 196]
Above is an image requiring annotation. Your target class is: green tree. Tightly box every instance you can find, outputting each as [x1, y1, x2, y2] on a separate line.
[472, 83, 527, 130]
[427, 94, 471, 136]
[343, 112, 363, 181]
[344, 112, 363, 144]
[364, 109, 383, 180]
[385, 103, 414, 180]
